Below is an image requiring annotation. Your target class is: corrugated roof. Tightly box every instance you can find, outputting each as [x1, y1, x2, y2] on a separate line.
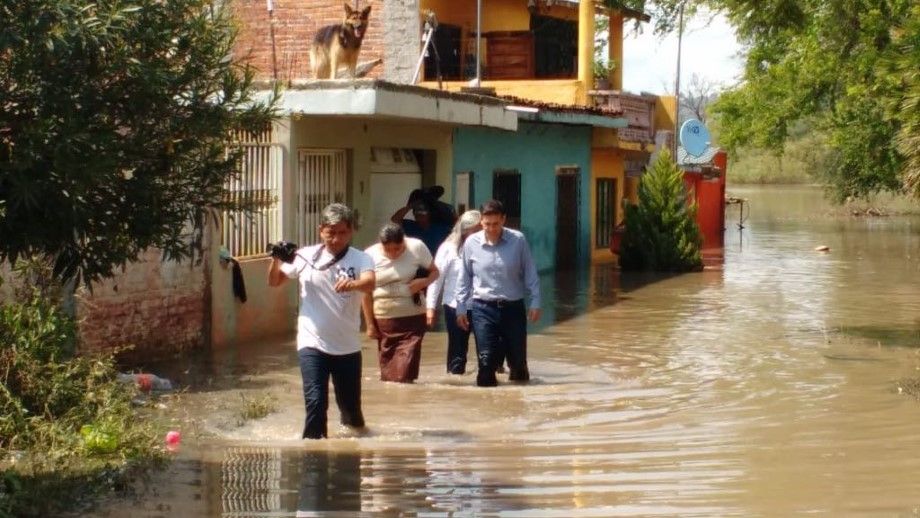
[495, 94, 625, 117]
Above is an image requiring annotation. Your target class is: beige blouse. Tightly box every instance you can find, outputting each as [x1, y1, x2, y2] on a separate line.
[365, 237, 433, 319]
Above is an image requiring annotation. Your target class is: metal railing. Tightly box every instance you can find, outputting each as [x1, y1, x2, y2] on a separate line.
[221, 129, 283, 258]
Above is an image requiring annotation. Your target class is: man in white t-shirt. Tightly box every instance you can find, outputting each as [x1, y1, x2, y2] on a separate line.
[268, 203, 375, 439]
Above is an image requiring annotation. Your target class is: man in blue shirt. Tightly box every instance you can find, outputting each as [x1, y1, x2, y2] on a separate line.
[391, 200, 451, 255]
[455, 199, 542, 387]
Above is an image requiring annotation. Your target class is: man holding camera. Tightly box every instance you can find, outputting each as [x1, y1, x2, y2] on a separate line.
[268, 203, 375, 439]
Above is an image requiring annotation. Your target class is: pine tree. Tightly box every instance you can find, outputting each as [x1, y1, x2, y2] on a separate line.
[618, 149, 703, 272]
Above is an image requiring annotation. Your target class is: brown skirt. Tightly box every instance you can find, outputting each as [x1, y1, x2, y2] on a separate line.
[376, 313, 427, 383]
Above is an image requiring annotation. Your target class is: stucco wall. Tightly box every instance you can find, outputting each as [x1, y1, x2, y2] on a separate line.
[288, 116, 454, 247]
[210, 115, 456, 347]
[383, 0, 421, 83]
[452, 121, 593, 271]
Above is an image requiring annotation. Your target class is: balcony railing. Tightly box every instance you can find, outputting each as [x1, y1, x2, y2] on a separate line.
[588, 91, 657, 143]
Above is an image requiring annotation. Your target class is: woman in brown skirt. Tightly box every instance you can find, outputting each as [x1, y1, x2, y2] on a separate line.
[362, 223, 439, 382]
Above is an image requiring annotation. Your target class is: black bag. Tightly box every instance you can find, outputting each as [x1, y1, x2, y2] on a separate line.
[412, 267, 428, 305]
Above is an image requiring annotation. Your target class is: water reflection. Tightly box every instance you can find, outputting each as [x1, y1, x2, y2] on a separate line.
[95, 186, 920, 516]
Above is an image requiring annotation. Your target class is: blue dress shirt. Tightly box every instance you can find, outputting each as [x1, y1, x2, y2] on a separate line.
[455, 227, 541, 314]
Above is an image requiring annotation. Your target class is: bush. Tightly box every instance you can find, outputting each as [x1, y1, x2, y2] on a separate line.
[619, 149, 704, 272]
[0, 286, 162, 516]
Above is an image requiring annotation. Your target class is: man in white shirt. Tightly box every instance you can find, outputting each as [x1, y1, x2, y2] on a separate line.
[268, 203, 375, 439]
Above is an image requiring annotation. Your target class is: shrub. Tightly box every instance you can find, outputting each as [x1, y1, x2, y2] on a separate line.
[619, 149, 704, 272]
[0, 285, 162, 516]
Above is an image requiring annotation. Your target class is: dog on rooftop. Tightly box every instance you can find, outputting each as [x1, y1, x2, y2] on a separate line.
[310, 3, 372, 80]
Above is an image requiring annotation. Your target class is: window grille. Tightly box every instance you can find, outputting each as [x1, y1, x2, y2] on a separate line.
[221, 128, 282, 258]
[295, 149, 347, 246]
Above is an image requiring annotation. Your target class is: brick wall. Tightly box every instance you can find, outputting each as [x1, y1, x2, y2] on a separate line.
[75, 248, 209, 359]
[233, 0, 388, 82]
[232, 0, 424, 83]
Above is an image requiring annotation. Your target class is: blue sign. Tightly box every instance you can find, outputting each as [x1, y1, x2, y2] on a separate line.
[680, 119, 711, 157]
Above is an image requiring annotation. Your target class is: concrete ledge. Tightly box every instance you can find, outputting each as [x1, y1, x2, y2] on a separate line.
[255, 79, 517, 131]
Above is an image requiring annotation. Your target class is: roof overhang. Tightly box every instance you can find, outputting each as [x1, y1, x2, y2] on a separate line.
[256, 79, 518, 132]
[554, 0, 651, 21]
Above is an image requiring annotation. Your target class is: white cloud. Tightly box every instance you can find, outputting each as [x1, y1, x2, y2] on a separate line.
[622, 11, 744, 95]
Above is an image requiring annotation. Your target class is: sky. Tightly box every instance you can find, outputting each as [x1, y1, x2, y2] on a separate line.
[621, 11, 744, 95]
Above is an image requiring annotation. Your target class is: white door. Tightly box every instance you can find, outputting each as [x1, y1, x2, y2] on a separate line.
[369, 173, 422, 235]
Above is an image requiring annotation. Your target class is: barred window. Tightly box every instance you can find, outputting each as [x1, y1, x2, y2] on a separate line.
[221, 128, 283, 257]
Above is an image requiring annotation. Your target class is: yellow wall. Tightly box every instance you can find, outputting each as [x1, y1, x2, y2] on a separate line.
[655, 95, 677, 132]
[421, 79, 583, 106]
[419, 0, 589, 105]
[590, 127, 626, 263]
[609, 13, 624, 89]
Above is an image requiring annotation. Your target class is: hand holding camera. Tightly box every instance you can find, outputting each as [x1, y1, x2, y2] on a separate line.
[267, 241, 298, 263]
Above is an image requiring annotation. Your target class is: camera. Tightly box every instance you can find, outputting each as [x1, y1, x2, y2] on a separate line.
[267, 241, 298, 263]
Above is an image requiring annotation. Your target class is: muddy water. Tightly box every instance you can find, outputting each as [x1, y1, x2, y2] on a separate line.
[98, 186, 920, 517]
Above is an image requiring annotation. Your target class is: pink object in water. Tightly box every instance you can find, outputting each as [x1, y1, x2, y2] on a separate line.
[165, 430, 181, 446]
[136, 374, 153, 392]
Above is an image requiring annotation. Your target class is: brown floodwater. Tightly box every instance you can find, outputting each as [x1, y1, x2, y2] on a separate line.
[95, 186, 920, 517]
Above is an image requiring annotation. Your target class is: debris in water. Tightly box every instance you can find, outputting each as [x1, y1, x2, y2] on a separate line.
[814, 245, 830, 252]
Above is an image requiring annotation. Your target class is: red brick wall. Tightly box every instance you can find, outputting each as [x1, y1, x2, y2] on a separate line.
[233, 0, 385, 82]
[75, 249, 209, 359]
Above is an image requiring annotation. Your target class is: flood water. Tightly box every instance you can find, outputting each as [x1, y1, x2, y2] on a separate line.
[97, 186, 920, 517]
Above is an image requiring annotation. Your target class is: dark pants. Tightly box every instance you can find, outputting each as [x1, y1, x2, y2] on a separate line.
[469, 299, 529, 387]
[443, 304, 473, 374]
[298, 347, 365, 439]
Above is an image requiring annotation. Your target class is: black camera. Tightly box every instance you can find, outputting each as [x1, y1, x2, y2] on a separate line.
[267, 241, 298, 263]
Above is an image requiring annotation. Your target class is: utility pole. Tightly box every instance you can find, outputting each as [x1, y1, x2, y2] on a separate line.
[673, 1, 685, 157]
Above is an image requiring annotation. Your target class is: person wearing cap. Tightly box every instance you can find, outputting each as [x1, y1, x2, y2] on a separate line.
[390, 196, 451, 255]
[455, 199, 542, 387]
[425, 210, 482, 374]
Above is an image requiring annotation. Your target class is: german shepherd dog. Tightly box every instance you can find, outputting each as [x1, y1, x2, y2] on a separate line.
[310, 4, 372, 79]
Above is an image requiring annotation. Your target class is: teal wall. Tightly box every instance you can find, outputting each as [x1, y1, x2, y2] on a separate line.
[452, 122, 592, 271]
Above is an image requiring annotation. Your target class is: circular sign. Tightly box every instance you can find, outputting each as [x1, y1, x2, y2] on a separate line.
[679, 119, 711, 157]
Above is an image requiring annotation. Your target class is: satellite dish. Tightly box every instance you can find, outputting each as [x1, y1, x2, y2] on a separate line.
[679, 119, 711, 157]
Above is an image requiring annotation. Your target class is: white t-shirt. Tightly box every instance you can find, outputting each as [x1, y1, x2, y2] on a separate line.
[280, 244, 374, 354]
[365, 237, 433, 319]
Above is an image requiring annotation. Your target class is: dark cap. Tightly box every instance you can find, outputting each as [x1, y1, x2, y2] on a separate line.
[425, 185, 445, 199]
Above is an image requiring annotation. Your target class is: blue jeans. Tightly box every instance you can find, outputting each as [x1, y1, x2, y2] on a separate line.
[469, 299, 529, 387]
[298, 347, 365, 439]
[443, 305, 473, 374]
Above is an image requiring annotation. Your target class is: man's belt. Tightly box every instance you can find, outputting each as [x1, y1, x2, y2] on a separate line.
[473, 298, 523, 308]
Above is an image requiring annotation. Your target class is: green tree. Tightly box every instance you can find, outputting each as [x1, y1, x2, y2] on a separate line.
[896, 5, 920, 197]
[619, 150, 703, 272]
[0, 0, 275, 285]
[610, 0, 919, 201]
